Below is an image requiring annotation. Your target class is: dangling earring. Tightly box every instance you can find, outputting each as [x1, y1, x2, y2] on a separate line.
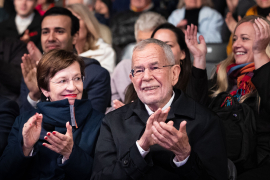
[46, 97, 49, 101]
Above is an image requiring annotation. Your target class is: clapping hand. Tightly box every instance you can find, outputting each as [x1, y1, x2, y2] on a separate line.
[20, 29, 30, 44]
[252, 18, 270, 69]
[21, 54, 41, 101]
[27, 41, 42, 63]
[152, 120, 191, 161]
[22, 113, 43, 156]
[43, 122, 74, 160]
[137, 107, 170, 151]
[185, 24, 207, 69]
[113, 99, 125, 109]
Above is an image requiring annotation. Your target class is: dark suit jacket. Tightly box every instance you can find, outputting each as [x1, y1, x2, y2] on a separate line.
[19, 57, 111, 114]
[0, 96, 19, 157]
[92, 89, 227, 180]
[0, 10, 42, 51]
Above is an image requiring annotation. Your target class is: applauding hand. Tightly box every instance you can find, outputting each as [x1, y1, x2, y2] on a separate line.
[152, 120, 191, 161]
[252, 18, 270, 69]
[185, 24, 207, 69]
[22, 113, 43, 156]
[137, 107, 170, 151]
[43, 122, 74, 160]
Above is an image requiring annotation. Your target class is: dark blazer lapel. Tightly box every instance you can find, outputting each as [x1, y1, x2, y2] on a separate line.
[125, 99, 149, 124]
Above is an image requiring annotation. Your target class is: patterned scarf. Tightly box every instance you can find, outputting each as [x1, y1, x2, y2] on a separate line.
[221, 63, 255, 107]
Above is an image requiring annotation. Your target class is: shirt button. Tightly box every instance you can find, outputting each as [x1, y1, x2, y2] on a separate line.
[123, 160, 129, 165]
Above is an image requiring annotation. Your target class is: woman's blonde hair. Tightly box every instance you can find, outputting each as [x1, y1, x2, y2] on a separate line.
[211, 15, 270, 103]
[177, 0, 213, 9]
[67, 3, 100, 51]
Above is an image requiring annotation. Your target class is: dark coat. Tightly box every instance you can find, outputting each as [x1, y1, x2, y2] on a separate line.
[0, 99, 103, 180]
[19, 57, 111, 114]
[208, 62, 270, 168]
[0, 96, 19, 157]
[0, 10, 42, 51]
[0, 37, 27, 102]
[91, 89, 227, 180]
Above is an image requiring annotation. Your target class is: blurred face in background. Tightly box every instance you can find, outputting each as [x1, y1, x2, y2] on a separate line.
[256, 0, 270, 8]
[14, 0, 37, 18]
[232, 22, 255, 64]
[184, 0, 202, 9]
[41, 15, 78, 53]
[131, 0, 152, 9]
[153, 29, 186, 65]
[136, 30, 153, 43]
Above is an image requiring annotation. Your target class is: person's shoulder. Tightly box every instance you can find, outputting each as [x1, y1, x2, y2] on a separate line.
[0, 96, 19, 113]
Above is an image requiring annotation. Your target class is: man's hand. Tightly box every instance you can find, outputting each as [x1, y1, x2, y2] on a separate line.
[21, 54, 41, 101]
[137, 107, 170, 151]
[152, 120, 191, 161]
[43, 122, 74, 160]
[185, 24, 207, 70]
[22, 113, 43, 156]
[27, 41, 42, 63]
[20, 29, 30, 44]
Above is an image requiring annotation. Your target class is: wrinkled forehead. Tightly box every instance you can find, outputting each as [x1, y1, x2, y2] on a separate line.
[132, 44, 166, 68]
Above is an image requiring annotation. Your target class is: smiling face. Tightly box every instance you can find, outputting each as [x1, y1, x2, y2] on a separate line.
[256, 0, 270, 8]
[14, 0, 37, 18]
[41, 15, 78, 53]
[130, 43, 180, 111]
[153, 29, 186, 65]
[232, 22, 255, 64]
[184, 0, 202, 9]
[41, 61, 83, 105]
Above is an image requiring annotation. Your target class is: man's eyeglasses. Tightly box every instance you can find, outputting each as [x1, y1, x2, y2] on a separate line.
[131, 65, 174, 77]
[50, 76, 84, 87]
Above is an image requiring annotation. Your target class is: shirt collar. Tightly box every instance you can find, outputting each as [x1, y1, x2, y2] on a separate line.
[145, 91, 175, 116]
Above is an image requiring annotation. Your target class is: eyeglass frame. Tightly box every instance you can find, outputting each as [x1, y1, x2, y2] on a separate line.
[50, 76, 85, 87]
[130, 64, 175, 77]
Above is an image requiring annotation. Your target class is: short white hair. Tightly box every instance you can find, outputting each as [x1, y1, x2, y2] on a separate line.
[133, 38, 175, 65]
[134, 12, 166, 40]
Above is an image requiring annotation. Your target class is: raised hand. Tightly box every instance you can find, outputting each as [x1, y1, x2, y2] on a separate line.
[43, 122, 74, 160]
[113, 99, 125, 109]
[152, 120, 191, 161]
[20, 29, 30, 44]
[22, 113, 43, 156]
[226, 0, 239, 13]
[252, 18, 270, 69]
[27, 41, 42, 63]
[225, 12, 238, 33]
[185, 24, 207, 69]
[137, 107, 170, 151]
[21, 54, 41, 101]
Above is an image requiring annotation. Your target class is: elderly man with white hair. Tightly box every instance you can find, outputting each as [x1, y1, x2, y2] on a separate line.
[91, 39, 227, 180]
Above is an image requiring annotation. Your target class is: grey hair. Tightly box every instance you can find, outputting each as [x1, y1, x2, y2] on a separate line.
[177, 0, 213, 9]
[133, 38, 175, 65]
[134, 12, 167, 40]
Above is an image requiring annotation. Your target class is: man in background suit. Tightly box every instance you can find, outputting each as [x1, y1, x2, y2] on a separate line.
[0, 96, 19, 156]
[92, 39, 227, 180]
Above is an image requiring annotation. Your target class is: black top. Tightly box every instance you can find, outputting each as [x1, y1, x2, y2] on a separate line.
[257, 6, 270, 18]
[184, 7, 201, 28]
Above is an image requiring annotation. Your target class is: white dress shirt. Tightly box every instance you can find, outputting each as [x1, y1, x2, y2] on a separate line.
[15, 12, 35, 35]
[136, 91, 190, 167]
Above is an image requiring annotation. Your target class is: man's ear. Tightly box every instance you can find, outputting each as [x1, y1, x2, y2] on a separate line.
[171, 64, 181, 86]
[72, 31, 79, 45]
[40, 88, 50, 99]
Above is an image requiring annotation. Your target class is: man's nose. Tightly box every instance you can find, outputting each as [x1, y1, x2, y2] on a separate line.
[142, 68, 153, 81]
[48, 32, 56, 42]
